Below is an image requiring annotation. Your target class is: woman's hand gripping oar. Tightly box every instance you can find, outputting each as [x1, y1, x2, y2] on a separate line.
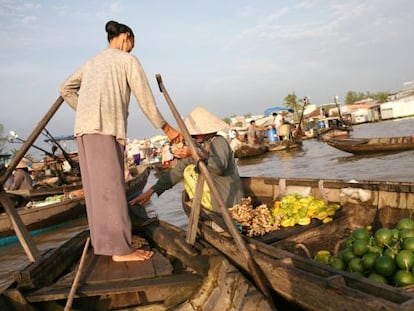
[155, 74, 273, 302]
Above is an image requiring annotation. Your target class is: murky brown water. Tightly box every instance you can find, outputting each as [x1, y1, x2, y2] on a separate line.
[1, 117, 413, 289]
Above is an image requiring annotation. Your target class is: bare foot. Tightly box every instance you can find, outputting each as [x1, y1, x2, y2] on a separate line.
[112, 249, 154, 262]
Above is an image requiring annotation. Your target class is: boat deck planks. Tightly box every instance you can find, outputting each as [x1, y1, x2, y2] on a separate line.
[85, 250, 171, 284]
[24, 245, 202, 304]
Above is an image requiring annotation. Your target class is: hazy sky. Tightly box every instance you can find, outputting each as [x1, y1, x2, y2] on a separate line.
[1, 0, 413, 152]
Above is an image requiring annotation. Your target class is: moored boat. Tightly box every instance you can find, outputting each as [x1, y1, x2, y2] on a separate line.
[183, 176, 414, 310]
[0, 214, 274, 310]
[313, 116, 353, 140]
[266, 140, 302, 152]
[233, 143, 268, 159]
[326, 136, 414, 155]
[0, 165, 150, 244]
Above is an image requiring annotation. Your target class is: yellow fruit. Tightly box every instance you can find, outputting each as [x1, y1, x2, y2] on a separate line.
[308, 203, 318, 211]
[307, 209, 316, 217]
[323, 217, 333, 223]
[298, 217, 311, 226]
[281, 219, 291, 227]
[326, 207, 336, 216]
[315, 212, 328, 220]
[293, 202, 301, 212]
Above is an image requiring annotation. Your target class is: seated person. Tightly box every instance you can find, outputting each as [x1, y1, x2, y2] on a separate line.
[129, 106, 245, 217]
[0, 163, 14, 190]
[9, 159, 33, 191]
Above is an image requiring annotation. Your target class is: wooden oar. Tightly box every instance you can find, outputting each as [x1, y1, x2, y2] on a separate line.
[64, 236, 90, 311]
[295, 96, 309, 140]
[0, 96, 65, 262]
[155, 74, 272, 300]
[186, 174, 204, 245]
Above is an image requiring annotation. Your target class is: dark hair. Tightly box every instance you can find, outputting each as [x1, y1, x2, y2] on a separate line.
[105, 20, 134, 42]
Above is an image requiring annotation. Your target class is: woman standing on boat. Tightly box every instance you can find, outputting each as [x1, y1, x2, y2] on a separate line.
[60, 20, 179, 262]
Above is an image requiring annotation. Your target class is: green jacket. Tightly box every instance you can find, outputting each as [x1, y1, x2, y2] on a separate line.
[152, 135, 244, 213]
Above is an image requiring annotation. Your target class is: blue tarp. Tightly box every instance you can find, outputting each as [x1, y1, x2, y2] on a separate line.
[264, 106, 294, 116]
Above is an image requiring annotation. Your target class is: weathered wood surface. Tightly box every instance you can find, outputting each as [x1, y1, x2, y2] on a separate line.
[3, 218, 274, 310]
[0, 166, 149, 242]
[233, 143, 268, 159]
[7, 183, 82, 201]
[199, 221, 414, 311]
[0, 197, 86, 239]
[183, 175, 414, 310]
[267, 140, 301, 152]
[16, 230, 89, 289]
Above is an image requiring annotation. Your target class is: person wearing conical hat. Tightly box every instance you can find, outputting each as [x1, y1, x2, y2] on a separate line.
[9, 158, 33, 191]
[130, 106, 244, 217]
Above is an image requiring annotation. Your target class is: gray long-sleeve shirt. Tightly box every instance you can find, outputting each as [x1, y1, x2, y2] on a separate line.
[60, 48, 165, 144]
[152, 135, 244, 213]
[9, 169, 33, 191]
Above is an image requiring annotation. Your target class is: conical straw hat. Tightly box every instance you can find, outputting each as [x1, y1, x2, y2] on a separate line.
[184, 106, 230, 135]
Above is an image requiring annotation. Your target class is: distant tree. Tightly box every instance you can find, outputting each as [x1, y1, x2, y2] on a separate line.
[344, 91, 365, 104]
[283, 93, 302, 112]
[369, 92, 390, 103]
[283, 93, 304, 121]
[244, 113, 252, 118]
[223, 117, 231, 125]
[345, 91, 390, 104]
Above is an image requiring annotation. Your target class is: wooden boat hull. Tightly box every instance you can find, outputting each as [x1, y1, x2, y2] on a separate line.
[267, 140, 302, 152]
[319, 128, 351, 140]
[326, 136, 414, 154]
[7, 183, 82, 202]
[0, 165, 150, 242]
[183, 176, 414, 310]
[233, 144, 268, 159]
[0, 197, 85, 239]
[0, 218, 274, 310]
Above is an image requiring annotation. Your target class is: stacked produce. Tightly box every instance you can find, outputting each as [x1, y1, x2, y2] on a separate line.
[229, 194, 341, 237]
[272, 194, 340, 227]
[314, 218, 414, 287]
[229, 197, 280, 237]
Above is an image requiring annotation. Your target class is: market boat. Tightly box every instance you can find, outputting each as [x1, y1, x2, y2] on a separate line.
[182, 176, 414, 310]
[325, 136, 414, 155]
[265, 124, 303, 152]
[6, 182, 83, 204]
[0, 215, 274, 310]
[266, 140, 302, 152]
[233, 143, 268, 159]
[314, 117, 353, 140]
[0, 165, 150, 243]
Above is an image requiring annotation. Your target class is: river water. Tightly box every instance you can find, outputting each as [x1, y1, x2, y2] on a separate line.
[1, 117, 413, 290]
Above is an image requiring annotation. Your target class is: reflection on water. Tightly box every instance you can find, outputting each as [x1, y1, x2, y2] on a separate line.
[1, 117, 414, 286]
[238, 117, 414, 182]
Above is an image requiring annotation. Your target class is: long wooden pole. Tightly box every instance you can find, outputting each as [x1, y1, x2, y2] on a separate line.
[295, 96, 309, 139]
[64, 236, 90, 311]
[0, 96, 65, 262]
[186, 174, 204, 245]
[155, 74, 272, 299]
